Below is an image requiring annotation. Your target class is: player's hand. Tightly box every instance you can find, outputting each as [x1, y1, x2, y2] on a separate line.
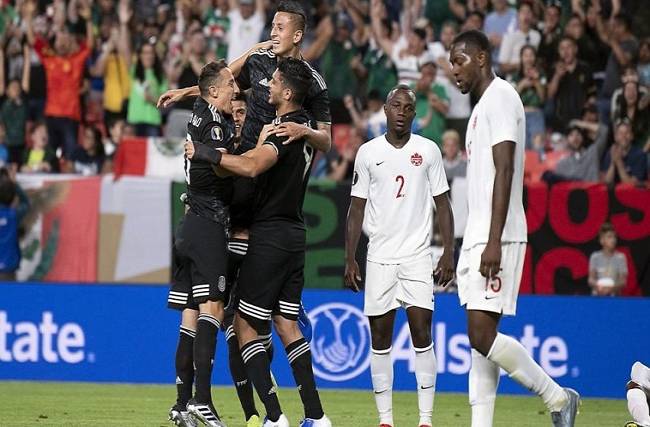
[184, 140, 195, 159]
[479, 242, 501, 278]
[157, 88, 186, 109]
[344, 259, 362, 292]
[434, 250, 455, 287]
[276, 122, 308, 145]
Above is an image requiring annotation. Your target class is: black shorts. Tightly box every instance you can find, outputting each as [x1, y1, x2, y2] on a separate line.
[167, 211, 229, 310]
[236, 233, 305, 330]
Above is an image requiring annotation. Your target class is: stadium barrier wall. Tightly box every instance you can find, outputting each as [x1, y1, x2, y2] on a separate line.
[1, 282, 648, 398]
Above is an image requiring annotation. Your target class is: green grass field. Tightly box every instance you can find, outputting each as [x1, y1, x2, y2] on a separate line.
[0, 381, 629, 426]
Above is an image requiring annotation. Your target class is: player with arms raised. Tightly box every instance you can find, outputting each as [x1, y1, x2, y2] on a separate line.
[344, 84, 455, 427]
[449, 30, 579, 427]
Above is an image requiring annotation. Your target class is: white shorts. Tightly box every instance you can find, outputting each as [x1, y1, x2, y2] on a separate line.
[456, 242, 526, 316]
[631, 362, 650, 392]
[364, 255, 434, 316]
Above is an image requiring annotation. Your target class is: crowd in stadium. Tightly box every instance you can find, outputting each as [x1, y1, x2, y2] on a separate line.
[0, 0, 646, 184]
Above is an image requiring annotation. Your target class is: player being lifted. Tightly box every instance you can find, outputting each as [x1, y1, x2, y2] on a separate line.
[449, 30, 579, 427]
[166, 60, 236, 427]
[185, 57, 331, 427]
[344, 85, 455, 427]
[626, 361, 650, 427]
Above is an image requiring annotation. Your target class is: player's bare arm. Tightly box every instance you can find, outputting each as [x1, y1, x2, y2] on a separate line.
[433, 191, 455, 286]
[480, 141, 515, 278]
[157, 86, 200, 108]
[344, 196, 366, 292]
[229, 40, 274, 77]
[277, 121, 332, 152]
[186, 139, 278, 178]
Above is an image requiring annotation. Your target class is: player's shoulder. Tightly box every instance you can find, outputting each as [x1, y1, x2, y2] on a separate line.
[302, 59, 328, 92]
[249, 48, 276, 61]
[410, 134, 442, 155]
[491, 77, 521, 102]
[355, 135, 383, 158]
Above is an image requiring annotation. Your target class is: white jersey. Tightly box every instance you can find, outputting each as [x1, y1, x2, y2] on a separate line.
[463, 77, 527, 249]
[351, 134, 449, 264]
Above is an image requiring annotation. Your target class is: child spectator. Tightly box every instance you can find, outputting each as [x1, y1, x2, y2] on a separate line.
[0, 166, 29, 281]
[21, 121, 57, 173]
[67, 126, 105, 176]
[0, 79, 28, 166]
[588, 223, 628, 296]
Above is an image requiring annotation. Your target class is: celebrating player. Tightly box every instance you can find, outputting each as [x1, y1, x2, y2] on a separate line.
[449, 30, 579, 427]
[167, 60, 236, 427]
[344, 85, 455, 427]
[186, 57, 331, 427]
[626, 361, 650, 427]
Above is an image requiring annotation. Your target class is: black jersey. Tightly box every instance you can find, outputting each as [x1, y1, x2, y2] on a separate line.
[252, 110, 315, 239]
[236, 48, 331, 150]
[184, 97, 235, 223]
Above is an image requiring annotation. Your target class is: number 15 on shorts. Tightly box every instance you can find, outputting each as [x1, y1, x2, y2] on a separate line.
[485, 276, 502, 300]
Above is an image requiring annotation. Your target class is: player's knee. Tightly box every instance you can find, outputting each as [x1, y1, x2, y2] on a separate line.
[200, 299, 225, 319]
[273, 316, 300, 344]
[468, 329, 494, 357]
[410, 327, 432, 349]
[370, 328, 393, 351]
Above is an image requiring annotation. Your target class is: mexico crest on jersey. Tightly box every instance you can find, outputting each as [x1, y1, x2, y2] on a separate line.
[410, 153, 423, 166]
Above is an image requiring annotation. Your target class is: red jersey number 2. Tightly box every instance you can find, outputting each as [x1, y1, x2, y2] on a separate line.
[395, 175, 405, 198]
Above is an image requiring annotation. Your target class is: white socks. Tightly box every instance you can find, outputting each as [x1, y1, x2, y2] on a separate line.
[487, 333, 567, 412]
[469, 349, 500, 427]
[627, 388, 650, 426]
[414, 343, 437, 426]
[371, 347, 393, 426]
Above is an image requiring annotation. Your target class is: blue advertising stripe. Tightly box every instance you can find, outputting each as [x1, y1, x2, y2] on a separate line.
[0, 282, 648, 398]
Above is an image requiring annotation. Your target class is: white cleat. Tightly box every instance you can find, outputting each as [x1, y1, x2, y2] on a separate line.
[263, 414, 290, 427]
[299, 415, 332, 427]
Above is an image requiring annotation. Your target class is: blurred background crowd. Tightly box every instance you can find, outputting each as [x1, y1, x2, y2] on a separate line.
[0, 0, 647, 186]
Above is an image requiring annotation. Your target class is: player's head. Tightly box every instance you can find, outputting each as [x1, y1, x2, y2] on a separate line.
[384, 84, 416, 136]
[269, 57, 311, 108]
[598, 222, 617, 251]
[449, 30, 491, 95]
[231, 92, 248, 137]
[271, 1, 306, 56]
[198, 60, 235, 114]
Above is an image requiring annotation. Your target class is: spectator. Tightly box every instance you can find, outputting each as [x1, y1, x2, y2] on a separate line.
[484, 0, 517, 62]
[67, 126, 105, 175]
[0, 76, 29, 166]
[638, 38, 650, 88]
[611, 80, 650, 148]
[563, 14, 606, 75]
[547, 36, 595, 132]
[552, 119, 608, 182]
[345, 91, 386, 140]
[441, 129, 466, 183]
[354, 17, 397, 101]
[102, 118, 125, 174]
[601, 119, 648, 185]
[510, 45, 546, 149]
[21, 121, 57, 173]
[410, 61, 449, 145]
[536, 3, 562, 75]
[26, 0, 93, 159]
[203, 0, 231, 60]
[225, 0, 265, 64]
[0, 166, 29, 281]
[370, 0, 430, 86]
[595, 13, 639, 124]
[328, 126, 363, 183]
[126, 42, 167, 137]
[588, 223, 627, 296]
[498, 1, 541, 76]
[461, 11, 485, 32]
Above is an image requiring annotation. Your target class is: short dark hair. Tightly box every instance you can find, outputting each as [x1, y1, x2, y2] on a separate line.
[599, 222, 615, 237]
[386, 84, 416, 103]
[452, 30, 490, 54]
[413, 28, 427, 41]
[0, 168, 16, 206]
[198, 60, 228, 97]
[277, 57, 311, 105]
[559, 35, 577, 46]
[277, 1, 307, 32]
[232, 92, 248, 104]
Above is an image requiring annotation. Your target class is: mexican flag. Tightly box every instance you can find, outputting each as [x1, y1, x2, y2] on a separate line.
[113, 137, 185, 181]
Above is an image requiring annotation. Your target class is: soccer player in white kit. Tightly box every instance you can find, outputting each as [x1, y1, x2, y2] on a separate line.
[448, 30, 580, 427]
[626, 361, 650, 427]
[344, 85, 455, 427]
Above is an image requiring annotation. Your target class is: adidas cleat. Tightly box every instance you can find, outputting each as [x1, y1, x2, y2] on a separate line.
[551, 388, 580, 427]
[246, 415, 262, 427]
[187, 398, 227, 427]
[299, 415, 332, 427]
[168, 403, 198, 427]
[262, 414, 290, 427]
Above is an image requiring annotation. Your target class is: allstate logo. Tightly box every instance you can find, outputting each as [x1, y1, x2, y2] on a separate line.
[308, 302, 371, 382]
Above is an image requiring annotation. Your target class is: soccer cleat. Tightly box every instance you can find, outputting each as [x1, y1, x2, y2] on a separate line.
[299, 415, 332, 427]
[262, 414, 290, 427]
[297, 302, 313, 343]
[168, 403, 198, 427]
[246, 415, 262, 427]
[551, 388, 580, 427]
[187, 398, 227, 427]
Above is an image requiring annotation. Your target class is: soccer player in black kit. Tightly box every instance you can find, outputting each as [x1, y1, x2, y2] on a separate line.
[167, 60, 235, 427]
[186, 58, 331, 427]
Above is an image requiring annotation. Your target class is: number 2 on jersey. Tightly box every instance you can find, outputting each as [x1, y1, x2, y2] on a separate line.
[395, 175, 405, 198]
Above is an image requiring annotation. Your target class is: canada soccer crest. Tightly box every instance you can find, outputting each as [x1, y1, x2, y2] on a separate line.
[410, 152, 423, 166]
